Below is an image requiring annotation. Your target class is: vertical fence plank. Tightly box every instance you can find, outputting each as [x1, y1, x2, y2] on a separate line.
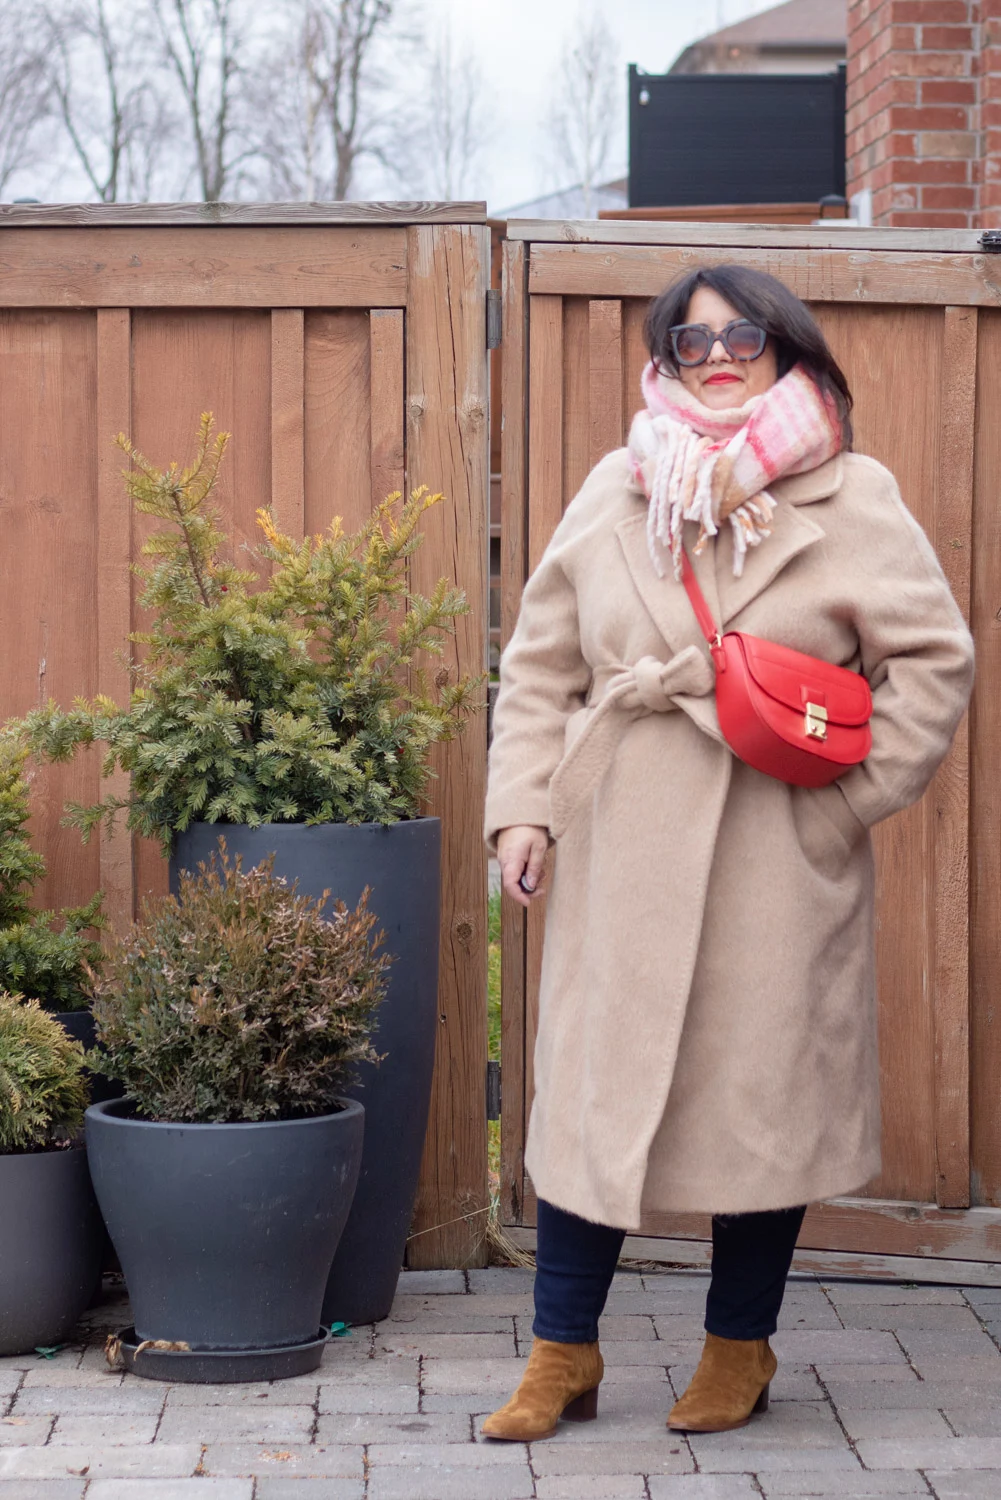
[370, 309, 405, 506]
[369, 309, 407, 653]
[499, 240, 528, 1225]
[96, 308, 134, 932]
[405, 224, 490, 1268]
[528, 297, 564, 570]
[563, 299, 590, 508]
[304, 311, 372, 537]
[270, 309, 305, 542]
[622, 299, 649, 437]
[588, 299, 623, 469]
[971, 310, 1001, 1208]
[933, 305, 976, 1208]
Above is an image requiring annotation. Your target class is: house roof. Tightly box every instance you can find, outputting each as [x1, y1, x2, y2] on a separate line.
[493, 177, 628, 221]
[698, 0, 846, 52]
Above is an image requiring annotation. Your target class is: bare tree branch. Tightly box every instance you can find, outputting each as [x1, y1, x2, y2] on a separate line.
[419, 23, 486, 200]
[252, 0, 398, 202]
[0, 3, 51, 198]
[250, 3, 329, 201]
[152, 0, 255, 201]
[546, 8, 620, 216]
[39, 0, 166, 202]
[328, 0, 392, 199]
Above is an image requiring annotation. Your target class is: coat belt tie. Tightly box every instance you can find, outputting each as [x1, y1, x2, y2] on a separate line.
[549, 646, 716, 838]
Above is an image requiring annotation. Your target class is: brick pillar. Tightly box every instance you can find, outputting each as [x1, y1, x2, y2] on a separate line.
[847, 1, 979, 228]
[978, 1, 1001, 226]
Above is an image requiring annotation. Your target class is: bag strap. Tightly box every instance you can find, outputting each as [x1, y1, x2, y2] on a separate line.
[679, 547, 722, 650]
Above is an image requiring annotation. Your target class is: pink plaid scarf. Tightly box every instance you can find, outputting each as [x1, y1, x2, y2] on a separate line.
[627, 361, 843, 579]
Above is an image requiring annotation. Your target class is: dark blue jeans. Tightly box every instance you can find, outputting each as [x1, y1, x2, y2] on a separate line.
[532, 1197, 807, 1344]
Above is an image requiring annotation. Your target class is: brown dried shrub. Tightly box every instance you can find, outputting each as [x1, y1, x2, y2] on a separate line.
[88, 842, 391, 1124]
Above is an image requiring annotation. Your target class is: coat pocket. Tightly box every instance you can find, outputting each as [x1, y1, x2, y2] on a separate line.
[793, 781, 867, 878]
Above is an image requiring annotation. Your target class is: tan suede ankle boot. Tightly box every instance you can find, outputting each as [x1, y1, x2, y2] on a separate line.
[480, 1335, 603, 1441]
[666, 1332, 777, 1433]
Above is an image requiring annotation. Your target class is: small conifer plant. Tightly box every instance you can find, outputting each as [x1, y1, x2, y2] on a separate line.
[87, 843, 391, 1125]
[0, 995, 89, 1152]
[0, 740, 103, 1011]
[17, 416, 483, 848]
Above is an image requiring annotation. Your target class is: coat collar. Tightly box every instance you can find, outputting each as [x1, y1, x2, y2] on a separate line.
[767, 453, 843, 507]
[615, 452, 841, 641]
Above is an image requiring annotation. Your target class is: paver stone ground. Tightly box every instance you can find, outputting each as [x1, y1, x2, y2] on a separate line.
[2, 1268, 1000, 1497]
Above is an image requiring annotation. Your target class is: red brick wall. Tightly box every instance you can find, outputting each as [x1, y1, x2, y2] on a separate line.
[847, 0, 999, 227]
[979, 1, 1001, 225]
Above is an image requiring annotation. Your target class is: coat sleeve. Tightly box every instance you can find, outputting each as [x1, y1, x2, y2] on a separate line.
[483, 520, 593, 855]
[834, 461, 975, 830]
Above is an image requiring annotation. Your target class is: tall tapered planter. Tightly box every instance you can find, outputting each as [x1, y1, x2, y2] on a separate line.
[171, 818, 441, 1325]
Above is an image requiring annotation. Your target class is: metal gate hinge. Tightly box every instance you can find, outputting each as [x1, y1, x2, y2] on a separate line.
[486, 289, 502, 349]
[980, 230, 1001, 253]
[486, 1059, 501, 1120]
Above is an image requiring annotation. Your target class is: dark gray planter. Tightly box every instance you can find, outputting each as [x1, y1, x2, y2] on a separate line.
[55, 1009, 124, 1107]
[0, 1145, 104, 1356]
[171, 818, 441, 1325]
[85, 1097, 364, 1357]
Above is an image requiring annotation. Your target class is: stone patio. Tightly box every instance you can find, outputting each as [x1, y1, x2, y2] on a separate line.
[2, 1266, 1001, 1499]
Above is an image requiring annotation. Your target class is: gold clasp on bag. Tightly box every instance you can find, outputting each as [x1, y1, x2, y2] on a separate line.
[805, 702, 828, 741]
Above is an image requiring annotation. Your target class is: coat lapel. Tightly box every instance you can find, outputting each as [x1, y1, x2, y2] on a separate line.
[616, 455, 843, 646]
[715, 455, 842, 628]
[614, 511, 708, 658]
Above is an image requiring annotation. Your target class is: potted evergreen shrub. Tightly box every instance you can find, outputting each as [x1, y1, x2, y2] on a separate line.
[18, 417, 483, 1325]
[0, 996, 104, 1355]
[85, 845, 386, 1381]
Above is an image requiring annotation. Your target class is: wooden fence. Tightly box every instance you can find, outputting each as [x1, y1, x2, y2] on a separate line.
[10, 204, 1001, 1278]
[499, 219, 1001, 1282]
[0, 202, 491, 1271]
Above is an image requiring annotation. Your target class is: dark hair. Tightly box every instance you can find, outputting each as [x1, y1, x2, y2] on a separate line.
[643, 264, 853, 449]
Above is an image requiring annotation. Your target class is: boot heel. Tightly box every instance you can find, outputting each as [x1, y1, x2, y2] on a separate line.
[752, 1382, 770, 1415]
[562, 1385, 599, 1422]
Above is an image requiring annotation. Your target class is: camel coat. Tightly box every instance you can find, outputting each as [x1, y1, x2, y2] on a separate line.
[484, 448, 974, 1230]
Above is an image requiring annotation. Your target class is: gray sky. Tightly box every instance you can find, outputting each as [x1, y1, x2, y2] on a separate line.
[428, 0, 781, 211]
[11, 0, 781, 207]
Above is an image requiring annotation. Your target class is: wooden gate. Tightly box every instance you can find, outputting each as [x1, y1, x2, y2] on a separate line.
[0, 202, 491, 1271]
[498, 219, 1001, 1282]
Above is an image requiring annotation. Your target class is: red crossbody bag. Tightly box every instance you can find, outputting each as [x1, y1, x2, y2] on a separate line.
[680, 550, 872, 788]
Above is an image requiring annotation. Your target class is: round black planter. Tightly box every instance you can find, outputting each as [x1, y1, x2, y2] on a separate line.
[85, 1096, 364, 1366]
[171, 819, 441, 1326]
[0, 1145, 104, 1356]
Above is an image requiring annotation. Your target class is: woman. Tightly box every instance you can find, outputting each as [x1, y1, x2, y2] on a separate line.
[481, 265, 974, 1441]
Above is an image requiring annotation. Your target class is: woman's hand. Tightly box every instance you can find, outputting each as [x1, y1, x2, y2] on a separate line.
[496, 825, 550, 908]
